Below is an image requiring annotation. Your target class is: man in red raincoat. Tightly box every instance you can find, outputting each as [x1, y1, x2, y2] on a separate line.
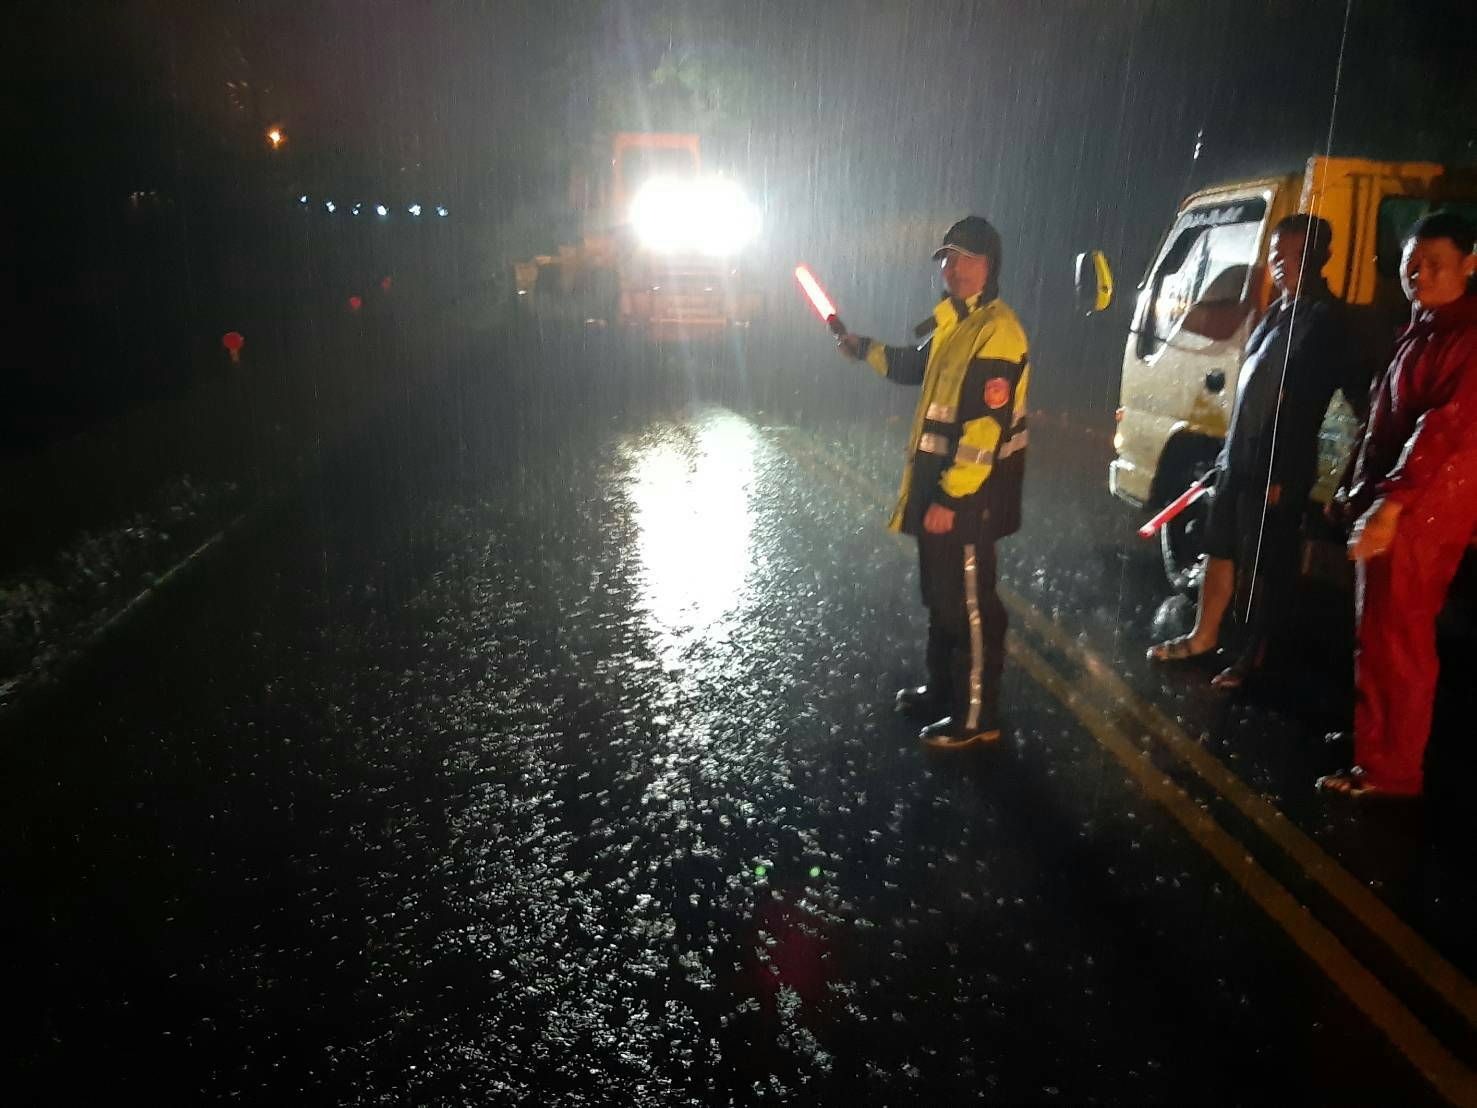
[1320, 211, 1477, 800]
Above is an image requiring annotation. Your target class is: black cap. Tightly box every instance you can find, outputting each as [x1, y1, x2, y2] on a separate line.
[932, 215, 1003, 300]
[932, 215, 1002, 263]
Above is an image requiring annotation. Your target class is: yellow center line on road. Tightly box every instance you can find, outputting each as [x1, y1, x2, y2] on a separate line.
[760, 421, 1477, 1101]
[1002, 586, 1477, 1037]
[1010, 639, 1477, 1107]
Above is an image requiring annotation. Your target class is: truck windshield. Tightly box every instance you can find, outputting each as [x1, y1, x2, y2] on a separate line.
[620, 147, 698, 185]
[1142, 197, 1267, 358]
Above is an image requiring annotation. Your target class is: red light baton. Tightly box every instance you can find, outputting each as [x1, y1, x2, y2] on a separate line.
[1138, 475, 1212, 538]
[794, 264, 847, 336]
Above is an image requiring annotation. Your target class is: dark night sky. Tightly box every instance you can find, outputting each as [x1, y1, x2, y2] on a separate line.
[10, 0, 1474, 239]
[4, 0, 1475, 414]
[203, 1, 1477, 301]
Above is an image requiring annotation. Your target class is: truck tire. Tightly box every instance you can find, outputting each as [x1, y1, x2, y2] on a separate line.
[1155, 445, 1220, 593]
[1160, 492, 1209, 593]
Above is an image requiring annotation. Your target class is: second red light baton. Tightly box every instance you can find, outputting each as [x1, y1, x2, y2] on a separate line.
[1137, 475, 1212, 539]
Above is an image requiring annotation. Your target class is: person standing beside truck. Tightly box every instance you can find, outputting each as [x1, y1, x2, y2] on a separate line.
[837, 216, 1030, 750]
[1319, 212, 1477, 800]
[1148, 214, 1373, 688]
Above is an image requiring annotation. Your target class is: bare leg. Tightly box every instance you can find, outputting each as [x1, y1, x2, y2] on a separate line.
[1189, 556, 1234, 650]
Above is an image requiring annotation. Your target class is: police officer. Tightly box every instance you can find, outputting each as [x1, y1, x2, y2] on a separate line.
[839, 216, 1030, 749]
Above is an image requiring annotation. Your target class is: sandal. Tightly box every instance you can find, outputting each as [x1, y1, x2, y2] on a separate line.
[1147, 635, 1216, 664]
[1212, 641, 1267, 690]
[1211, 661, 1254, 690]
[1315, 766, 1422, 802]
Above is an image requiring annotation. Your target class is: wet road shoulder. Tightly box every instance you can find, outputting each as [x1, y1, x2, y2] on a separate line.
[770, 415, 1477, 1105]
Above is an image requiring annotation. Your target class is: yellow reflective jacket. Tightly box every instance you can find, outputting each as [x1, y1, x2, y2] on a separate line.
[860, 293, 1030, 538]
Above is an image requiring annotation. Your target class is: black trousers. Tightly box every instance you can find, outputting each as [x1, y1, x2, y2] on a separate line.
[918, 529, 1007, 730]
[1203, 478, 1305, 665]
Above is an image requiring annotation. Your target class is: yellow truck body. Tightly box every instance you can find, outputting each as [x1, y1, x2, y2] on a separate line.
[1109, 156, 1477, 583]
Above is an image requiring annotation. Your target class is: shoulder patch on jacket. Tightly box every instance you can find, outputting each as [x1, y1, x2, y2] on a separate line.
[984, 376, 1011, 409]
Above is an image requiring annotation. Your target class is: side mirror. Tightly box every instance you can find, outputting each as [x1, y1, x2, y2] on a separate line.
[1074, 249, 1114, 315]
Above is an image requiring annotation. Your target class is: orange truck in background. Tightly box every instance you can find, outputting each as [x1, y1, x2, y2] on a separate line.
[513, 132, 764, 337]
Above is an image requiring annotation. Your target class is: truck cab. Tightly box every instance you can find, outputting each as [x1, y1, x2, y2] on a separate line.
[1108, 157, 1477, 585]
[514, 132, 764, 338]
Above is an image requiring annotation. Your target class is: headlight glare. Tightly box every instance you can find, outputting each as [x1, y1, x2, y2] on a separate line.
[630, 178, 760, 256]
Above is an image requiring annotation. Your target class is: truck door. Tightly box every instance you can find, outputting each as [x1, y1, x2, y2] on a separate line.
[1118, 193, 1270, 501]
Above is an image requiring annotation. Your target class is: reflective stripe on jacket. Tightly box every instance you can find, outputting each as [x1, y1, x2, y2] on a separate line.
[860, 293, 1030, 537]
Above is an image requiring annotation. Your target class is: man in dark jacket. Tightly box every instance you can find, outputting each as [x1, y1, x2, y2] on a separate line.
[1320, 211, 1477, 800]
[1149, 214, 1373, 687]
[837, 216, 1031, 749]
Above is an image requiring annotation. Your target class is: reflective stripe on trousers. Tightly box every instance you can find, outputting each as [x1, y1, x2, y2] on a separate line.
[919, 531, 1005, 729]
[963, 543, 983, 731]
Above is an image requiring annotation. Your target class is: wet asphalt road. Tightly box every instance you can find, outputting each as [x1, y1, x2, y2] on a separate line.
[5, 324, 1472, 1105]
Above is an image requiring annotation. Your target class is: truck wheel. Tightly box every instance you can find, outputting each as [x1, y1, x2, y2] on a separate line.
[1160, 496, 1209, 593]
[1158, 453, 1217, 592]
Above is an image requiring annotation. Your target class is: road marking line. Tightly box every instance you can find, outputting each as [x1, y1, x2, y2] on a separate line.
[1003, 587, 1477, 1038]
[762, 421, 1477, 1096]
[1, 513, 252, 714]
[1010, 639, 1477, 1107]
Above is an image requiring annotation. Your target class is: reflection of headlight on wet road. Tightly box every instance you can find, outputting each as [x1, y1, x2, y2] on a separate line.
[630, 178, 761, 256]
[621, 411, 758, 657]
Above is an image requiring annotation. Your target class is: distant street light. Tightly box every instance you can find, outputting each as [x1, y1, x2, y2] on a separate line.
[266, 126, 285, 149]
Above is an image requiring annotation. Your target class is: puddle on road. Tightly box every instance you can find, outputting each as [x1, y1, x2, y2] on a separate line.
[621, 408, 760, 671]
